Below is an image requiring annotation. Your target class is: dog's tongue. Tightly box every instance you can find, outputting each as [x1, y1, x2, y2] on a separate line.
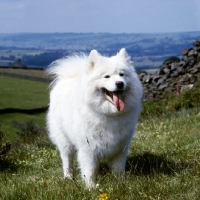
[113, 92, 125, 111]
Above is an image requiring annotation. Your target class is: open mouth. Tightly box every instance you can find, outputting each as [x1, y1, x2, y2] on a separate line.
[102, 88, 125, 112]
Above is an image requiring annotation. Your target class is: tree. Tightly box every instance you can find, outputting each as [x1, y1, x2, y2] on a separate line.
[163, 56, 180, 64]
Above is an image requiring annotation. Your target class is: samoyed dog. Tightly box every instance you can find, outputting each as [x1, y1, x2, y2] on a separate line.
[47, 49, 143, 187]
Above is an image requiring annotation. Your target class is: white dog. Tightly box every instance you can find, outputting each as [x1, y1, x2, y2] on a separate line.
[47, 49, 143, 187]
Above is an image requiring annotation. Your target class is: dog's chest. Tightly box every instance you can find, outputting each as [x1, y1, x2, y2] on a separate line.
[83, 119, 131, 157]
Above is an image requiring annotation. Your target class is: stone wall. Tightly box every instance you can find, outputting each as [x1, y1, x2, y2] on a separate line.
[139, 40, 200, 101]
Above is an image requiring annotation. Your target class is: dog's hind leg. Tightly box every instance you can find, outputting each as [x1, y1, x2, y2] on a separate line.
[108, 151, 128, 177]
[60, 144, 75, 179]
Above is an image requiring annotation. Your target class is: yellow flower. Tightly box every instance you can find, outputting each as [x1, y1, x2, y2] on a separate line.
[100, 193, 108, 200]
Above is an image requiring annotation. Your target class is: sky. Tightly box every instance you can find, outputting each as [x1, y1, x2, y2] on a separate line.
[0, 0, 200, 34]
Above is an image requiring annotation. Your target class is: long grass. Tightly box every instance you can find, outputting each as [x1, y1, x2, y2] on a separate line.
[0, 76, 200, 199]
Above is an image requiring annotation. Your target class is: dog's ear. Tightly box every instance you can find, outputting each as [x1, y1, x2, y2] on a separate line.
[118, 48, 129, 59]
[118, 48, 128, 58]
[88, 50, 100, 69]
[118, 48, 131, 63]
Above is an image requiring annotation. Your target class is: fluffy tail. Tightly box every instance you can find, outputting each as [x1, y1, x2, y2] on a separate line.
[46, 53, 88, 84]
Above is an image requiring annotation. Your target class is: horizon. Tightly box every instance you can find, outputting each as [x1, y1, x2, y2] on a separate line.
[1, 30, 200, 35]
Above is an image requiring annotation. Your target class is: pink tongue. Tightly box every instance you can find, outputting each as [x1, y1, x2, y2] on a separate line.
[113, 92, 125, 111]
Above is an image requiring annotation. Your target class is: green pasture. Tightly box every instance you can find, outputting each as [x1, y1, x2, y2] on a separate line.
[0, 75, 200, 199]
[0, 75, 49, 141]
[0, 76, 48, 109]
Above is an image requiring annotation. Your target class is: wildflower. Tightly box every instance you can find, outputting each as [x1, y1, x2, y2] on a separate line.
[100, 193, 108, 200]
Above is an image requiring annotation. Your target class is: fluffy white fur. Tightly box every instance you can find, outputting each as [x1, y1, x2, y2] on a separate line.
[47, 49, 143, 187]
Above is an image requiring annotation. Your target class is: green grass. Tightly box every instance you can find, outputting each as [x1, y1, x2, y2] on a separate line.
[0, 76, 200, 199]
[0, 75, 48, 142]
[141, 81, 200, 118]
[0, 108, 199, 199]
[0, 113, 46, 143]
[0, 76, 49, 109]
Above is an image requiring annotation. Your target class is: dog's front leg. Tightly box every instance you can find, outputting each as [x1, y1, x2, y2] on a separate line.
[77, 150, 99, 188]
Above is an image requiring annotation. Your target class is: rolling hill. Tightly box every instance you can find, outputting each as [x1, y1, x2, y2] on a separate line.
[0, 31, 200, 70]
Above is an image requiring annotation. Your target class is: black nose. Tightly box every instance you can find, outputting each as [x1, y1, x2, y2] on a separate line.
[116, 81, 124, 89]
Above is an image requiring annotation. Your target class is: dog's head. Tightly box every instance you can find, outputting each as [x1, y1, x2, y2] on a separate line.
[83, 49, 143, 116]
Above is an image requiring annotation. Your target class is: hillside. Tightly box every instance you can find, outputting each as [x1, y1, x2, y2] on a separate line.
[1, 32, 200, 53]
[0, 32, 200, 69]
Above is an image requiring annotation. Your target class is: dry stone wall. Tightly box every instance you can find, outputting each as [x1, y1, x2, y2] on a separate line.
[139, 40, 200, 101]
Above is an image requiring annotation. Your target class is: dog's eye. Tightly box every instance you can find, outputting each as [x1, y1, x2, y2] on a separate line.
[104, 75, 110, 78]
[119, 73, 124, 77]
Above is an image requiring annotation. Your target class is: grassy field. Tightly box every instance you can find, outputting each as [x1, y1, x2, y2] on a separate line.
[0, 75, 200, 199]
[0, 75, 49, 141]
[0, 68, 50, 80]
[0, 75, 49, 109]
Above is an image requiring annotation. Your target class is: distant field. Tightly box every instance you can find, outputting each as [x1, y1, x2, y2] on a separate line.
[0, 75, 49, 109]
[0, 47, 169, 70]
[0, 68, 50, 80]
[1, 31, 199, 70]
[0, 60, 11, 66]
[0, 49, 45, 68]
[0, 49, 44, 57]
